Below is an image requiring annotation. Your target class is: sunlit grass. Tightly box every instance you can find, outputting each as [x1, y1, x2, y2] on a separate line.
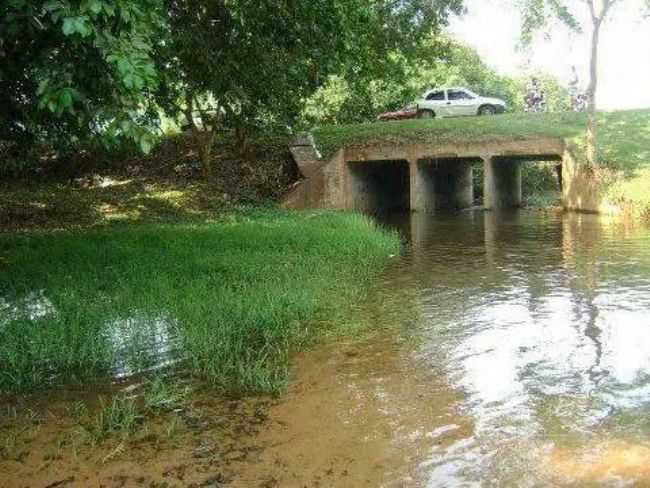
[0, 209, 400, 394]
[313, 111, 589, 159]
[0, 179, 229, 232]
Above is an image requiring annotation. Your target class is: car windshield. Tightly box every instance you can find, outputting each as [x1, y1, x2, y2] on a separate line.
[425, 91, 445, 101]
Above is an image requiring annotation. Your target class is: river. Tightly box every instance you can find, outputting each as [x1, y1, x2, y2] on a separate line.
[229, 209, 650, 487]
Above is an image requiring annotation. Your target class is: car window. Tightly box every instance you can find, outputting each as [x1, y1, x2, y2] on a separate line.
[448, 90, 473, 101]
[426, 90, 445, 101]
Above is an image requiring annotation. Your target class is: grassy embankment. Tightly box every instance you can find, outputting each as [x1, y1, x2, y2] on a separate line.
[0, 209, 400, 394]
[314, 110, 650, 215]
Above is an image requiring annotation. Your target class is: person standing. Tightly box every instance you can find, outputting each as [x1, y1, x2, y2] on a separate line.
[526, 77, 546, 113]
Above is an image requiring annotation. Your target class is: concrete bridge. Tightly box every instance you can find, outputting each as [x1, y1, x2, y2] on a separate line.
[283, 134, 587, 212]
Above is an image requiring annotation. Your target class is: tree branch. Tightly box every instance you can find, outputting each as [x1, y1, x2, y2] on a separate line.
[600, 0, 620, 20]
[586, 0, 597, 22]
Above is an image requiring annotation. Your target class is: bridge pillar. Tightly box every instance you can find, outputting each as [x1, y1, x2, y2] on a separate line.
[483, 157, 522, 210]
[410, 159, 473, 211]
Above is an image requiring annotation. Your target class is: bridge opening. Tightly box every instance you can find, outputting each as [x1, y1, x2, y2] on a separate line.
[482, 155, 562, 209]
[347, 160, 410, 212]
[413, 158, 478, 211]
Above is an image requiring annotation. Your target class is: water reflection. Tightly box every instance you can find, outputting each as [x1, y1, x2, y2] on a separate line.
[105, 312, 180, 378]
[374, 210, 650, 485]
[0, 290, 57, 330]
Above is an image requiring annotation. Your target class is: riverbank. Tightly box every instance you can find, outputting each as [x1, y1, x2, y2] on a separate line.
[0, 209, 400, 395]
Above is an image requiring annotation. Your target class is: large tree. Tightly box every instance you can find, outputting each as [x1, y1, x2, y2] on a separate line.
[1, 0, 164, 156]
[154, 0, 464, 176]
[519, 0, 649, 164]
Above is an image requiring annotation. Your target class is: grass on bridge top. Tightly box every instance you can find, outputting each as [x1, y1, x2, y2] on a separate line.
[312, 109, 650, 174]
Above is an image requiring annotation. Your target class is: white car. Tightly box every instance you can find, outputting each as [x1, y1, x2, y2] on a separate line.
[415, 87, 506, 119]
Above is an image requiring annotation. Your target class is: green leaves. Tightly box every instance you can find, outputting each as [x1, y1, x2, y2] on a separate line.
[86, 0, 103, 14]
[2, 0, 164, 154]
[37, 83, 81, 116]
[61, 16, 92, 37]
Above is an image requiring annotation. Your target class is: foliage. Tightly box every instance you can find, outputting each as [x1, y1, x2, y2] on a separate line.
[518, 0, 582, 45]
[153, 0, 463, 174]
[1, 0, 163, 155]
[522, 163, 560, 197]
[301, 37, 569, 126]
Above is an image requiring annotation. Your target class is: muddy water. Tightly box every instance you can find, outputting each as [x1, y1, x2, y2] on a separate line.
[230, 210, 650, 487]
[4, 210, 650, 487]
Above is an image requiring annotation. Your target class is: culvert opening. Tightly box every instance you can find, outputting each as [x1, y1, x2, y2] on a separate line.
[416, 157, 480, 210]
[347, 160, 410, 212]
[477, 155, 563, 207]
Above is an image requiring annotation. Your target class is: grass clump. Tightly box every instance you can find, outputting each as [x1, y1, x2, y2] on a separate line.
[0, 208, 400, 394]
[92, 396, 143, 440]
[143, 378, 189, 413]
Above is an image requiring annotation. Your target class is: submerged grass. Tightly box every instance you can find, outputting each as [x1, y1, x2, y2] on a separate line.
[0, 209, 400, 394]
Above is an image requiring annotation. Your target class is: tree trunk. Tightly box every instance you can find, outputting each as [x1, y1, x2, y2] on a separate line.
[235, 126, 249, 157]
[193, 128, 216, 179]
[586, 17, 601, 166]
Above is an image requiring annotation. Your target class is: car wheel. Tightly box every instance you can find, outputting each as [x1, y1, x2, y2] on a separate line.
[478, 105, 496, 116]
[417, 110, 434, 119]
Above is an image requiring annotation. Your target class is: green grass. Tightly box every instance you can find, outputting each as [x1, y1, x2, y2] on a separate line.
[313, 109, 650, 174]
[92, 396, 144, 440]
[313, 111, 587, 159]
[0, 209, 400, 394]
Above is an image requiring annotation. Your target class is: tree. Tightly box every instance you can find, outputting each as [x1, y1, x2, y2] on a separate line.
[518, 0, 649, 164]
[1, 1, 163, 157]
[154, 0, 464, 177]
[301, 37, 549, 126]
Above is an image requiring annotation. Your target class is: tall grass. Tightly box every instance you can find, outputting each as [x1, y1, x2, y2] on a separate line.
[0, 209, 400, 394]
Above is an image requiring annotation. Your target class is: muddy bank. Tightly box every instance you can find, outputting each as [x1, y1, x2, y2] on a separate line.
[0, 335, 466, 488]
[0, 379, 274, 488]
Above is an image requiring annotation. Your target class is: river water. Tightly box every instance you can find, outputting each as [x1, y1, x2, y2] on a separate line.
[230, 210, 650, 487]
